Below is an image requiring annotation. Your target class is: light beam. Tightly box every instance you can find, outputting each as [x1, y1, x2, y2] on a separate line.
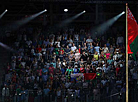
[8, 9, 47, 30]
[91, 11, 125, 38]
[0, 9, 8, 19]
[59, 10, 85, 28]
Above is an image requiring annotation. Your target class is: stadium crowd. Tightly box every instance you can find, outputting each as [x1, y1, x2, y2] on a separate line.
[1, 26, 128, 102]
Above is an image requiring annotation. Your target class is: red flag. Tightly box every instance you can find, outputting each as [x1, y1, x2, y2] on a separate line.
[127, 7, 138, 54]
[84, 73, 96, 80]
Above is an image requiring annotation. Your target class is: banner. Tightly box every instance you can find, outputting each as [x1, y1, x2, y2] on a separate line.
[84, 73, 96, 80]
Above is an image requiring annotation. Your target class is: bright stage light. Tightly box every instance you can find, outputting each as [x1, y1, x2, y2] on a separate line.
[44, 9, 47, 12]
[83, 10, 86, 13]
[64, 9, 68, 12]
[5, 9, 8, 12]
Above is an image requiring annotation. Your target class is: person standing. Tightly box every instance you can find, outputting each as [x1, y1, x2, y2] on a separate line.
[2, 84, 10, 102]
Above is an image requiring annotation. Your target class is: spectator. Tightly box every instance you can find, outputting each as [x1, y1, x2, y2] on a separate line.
[116, 34, 124, 47]
[86, 36, 93, 44]
[2, 26, 126, 102]
[71, 43, 77, 52]
[2, 84, 10, 102]
[74, 49, 81, 61]
[94, 43, 101, 54]
[102, 44, 109, 54]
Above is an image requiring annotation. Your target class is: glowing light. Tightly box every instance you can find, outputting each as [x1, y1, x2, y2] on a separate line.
[90, 11, 125, 38]
[64, 9, 68, 12]
[59, 11, 85, 28]
[0, 9, 8, 19]
[44, 9, 47, 12]
[122, 11, 125, 14]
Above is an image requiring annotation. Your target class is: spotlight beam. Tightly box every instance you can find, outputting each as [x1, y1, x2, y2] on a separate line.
[15, 10, 46, 28]
[6, 10, 46, 31]
[59, 11, 85, 28]
[0, 9, 8, 19]
[91, 11, 125, 38]
[0, 42, 16, 52]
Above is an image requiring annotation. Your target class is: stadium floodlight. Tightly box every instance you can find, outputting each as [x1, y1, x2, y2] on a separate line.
[64, 9, 68, 12]
[122, 11, 125, 14]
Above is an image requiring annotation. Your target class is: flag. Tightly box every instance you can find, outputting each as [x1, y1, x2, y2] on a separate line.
[127, 7, 138, 60]
[84, 73, 96, 80]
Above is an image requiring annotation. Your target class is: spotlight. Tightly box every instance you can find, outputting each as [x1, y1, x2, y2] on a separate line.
[64, 9, 68, 12]
[44, 9, 47, 12]
[122, 11, 125, 14]
[5, 9, 8, 12]
[83, 10, 86, 13]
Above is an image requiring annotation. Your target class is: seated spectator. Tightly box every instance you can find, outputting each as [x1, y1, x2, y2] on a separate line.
[38, 37, 43, 45]
[42, 72, 49, 83]
[49, 64, 55, 75]
[81, 51, 88, 61]
[88, 42, 94, 54]
[79, 65, 85, 73]
[71, 43, 77, 52]
[49, 39, 54, 46]
[36, 45, 42, 53]
[42, 44, 46, 59]
[65, 66, 73, 76]
[86, 65, 90, 73]
[106, 40, 110, 48]
[51, 60, 56, 69]
[2, 84, 10, 102]
[31, 45, 35, 56]
[73, 65, 79, 74]
[78, 45, 82, 54]
[105, 50, 110, 59]
[94, 52, 99, 61]
[75, 49, 81, 61]
[61, 66, 66, 75]
[49, 44, 54, 55]
[102, 44, 109, 54]
[69, 51, 74, 61]
[65, 45, 70, 54]
[86, 36, 93, 44]
[107, 56, 113, 64]
[43, 38, 49, 47]
[61, 36, 67, 46]
[55, 39, 61, 48]
[62, 59, 67, 67]
[43, 86, 50, 101]
[82, 43, 87, 52]
[56, 58, 62, 69]
[109, 45, 114, 55]
[55, 44, 60, 55]
[94, 43, 101, 54]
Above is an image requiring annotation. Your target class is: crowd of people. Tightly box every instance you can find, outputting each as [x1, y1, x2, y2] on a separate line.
[1, 26, 128, 102]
